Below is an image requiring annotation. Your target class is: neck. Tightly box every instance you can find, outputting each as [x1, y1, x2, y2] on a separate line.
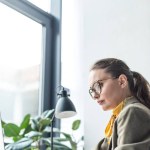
[122, 86, 133, 100]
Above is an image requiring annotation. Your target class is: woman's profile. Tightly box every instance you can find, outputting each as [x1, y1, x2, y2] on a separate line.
[88, 58, 150, 150]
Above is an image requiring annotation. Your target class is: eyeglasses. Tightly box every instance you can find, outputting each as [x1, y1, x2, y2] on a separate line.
[89, 77, 117, 99]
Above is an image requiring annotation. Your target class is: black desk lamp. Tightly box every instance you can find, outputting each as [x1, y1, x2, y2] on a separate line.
[51, 86, 77, 150]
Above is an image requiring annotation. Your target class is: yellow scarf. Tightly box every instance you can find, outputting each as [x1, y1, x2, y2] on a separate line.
[105, 96, 133, 144]
[105, 100, 125, 144]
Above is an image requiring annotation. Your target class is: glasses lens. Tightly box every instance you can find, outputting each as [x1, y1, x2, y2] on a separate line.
[89, 89, 94, 98]
[93, 82, 101, 93]
[89, 81, 102, 98]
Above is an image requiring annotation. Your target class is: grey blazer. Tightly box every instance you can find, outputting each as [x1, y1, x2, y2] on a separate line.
[95, 97, 150, 150]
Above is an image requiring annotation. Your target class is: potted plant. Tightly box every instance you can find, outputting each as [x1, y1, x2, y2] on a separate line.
[53, 119, 84, 150]
[2, 109, 84, 150]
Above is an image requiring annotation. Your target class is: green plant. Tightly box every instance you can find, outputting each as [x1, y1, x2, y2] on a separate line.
[2, 110, 84, 150]
[54, 119, 84, 150]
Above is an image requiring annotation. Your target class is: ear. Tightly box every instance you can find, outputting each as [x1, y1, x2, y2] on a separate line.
[118, 74, 128, 88]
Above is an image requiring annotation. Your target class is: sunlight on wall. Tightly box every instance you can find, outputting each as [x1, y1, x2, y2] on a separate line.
[61, 0, 84, 149]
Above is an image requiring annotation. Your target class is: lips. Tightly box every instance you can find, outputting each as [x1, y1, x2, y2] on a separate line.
[97, 100, 105, 105]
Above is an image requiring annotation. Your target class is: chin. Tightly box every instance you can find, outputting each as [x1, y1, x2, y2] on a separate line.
[102, 107, 109, 111]
[102, 106, 112, 111]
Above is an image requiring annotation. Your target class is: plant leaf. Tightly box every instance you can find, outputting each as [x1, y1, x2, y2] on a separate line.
[1, 120, 6, 128]
[25, 131, 42, 138]
[39, 118, 51, 131]
[13, 135, 23, 142]
[22, 124, 32, 135]
[54, 137, 69, 142]
[20, 114, 31, 129]
[39, 118, 51, 125]
[4, 123, 20, 137]
[42, 138, 71, 149]
[5, 137, 33, 150]
[43, 126, 60, 133]
[41, 109, 55, 119]
[31, 118, 39, 131]
[72, 120, 81, 130]
[61, 132, 72, 141]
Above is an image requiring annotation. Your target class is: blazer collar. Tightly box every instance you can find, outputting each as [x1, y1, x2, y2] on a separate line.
[124, 96, 139, 108]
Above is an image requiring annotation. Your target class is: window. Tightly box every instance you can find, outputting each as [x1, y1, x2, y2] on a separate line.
[0, 3, 42, 123]
[0, 0, 61, 125]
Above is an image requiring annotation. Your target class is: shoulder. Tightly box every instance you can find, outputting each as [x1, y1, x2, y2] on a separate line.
[117, 101, 150, 123]
[113, 99, 150, 146]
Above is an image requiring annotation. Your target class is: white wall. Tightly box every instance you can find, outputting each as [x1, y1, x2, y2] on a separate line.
[83, 0, 150, 149]
[61, 0, 84, 149]
[61, 0, 150, 149]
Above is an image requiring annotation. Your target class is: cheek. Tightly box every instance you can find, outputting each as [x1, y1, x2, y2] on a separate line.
[101, 82, 121, 98]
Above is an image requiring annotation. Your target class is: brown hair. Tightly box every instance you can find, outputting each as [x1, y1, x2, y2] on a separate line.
[90, 58, 150, 109]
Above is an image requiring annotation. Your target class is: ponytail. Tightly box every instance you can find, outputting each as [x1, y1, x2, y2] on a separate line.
[132, 71, 150, 109]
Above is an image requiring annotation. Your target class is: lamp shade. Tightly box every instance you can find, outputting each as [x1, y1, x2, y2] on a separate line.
[55, 88, 77, 119]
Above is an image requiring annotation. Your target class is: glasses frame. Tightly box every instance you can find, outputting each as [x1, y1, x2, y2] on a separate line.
[89, 77, 118, 99]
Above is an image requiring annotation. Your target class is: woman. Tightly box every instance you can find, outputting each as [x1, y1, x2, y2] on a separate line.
[88, 58, 150, 150]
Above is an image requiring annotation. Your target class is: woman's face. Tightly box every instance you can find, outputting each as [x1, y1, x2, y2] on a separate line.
[89, 69, 126, 111]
